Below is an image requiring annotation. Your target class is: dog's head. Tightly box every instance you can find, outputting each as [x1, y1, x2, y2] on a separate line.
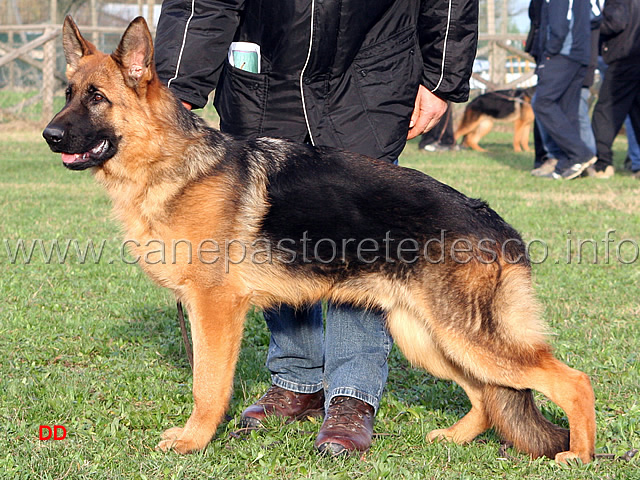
[43, 16, 157, 171]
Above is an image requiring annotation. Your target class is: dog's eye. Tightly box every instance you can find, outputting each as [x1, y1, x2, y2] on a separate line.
[93, 92, 105, 103]
[65, 86, 72, 101]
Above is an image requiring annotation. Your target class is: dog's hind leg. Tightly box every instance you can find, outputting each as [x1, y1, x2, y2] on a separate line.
[156, 287, 250, 454]
[385, 308, 490, 445]
[431, 338, 594, 463]
[520, 354, 596, 464]
[482, 352, 595, 464]
[421, 264, 595, 463]
[465, 118, 493, 152]
[426, 375, 491, 445]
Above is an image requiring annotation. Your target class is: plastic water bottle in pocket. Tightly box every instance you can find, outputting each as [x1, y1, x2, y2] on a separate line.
[228, 42, 261, 73]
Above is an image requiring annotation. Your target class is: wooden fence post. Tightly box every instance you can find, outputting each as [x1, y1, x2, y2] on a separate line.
[41, 28, 56, 124]
[147, 0, 155, 26]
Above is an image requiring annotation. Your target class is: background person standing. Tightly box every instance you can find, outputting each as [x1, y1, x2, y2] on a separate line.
[531, 0, 596, 179]
[590, 0, 640, 178]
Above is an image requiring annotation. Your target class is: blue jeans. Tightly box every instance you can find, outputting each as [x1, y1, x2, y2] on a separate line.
[264, 302, 393, 413]
[535, 114, 564, 162]
[625, 116, 640, 171]
[537, 87, 596, 162]
[579, 87, 596, 156]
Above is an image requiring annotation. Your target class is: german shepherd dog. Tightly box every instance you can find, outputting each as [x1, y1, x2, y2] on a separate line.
[455, 88, 536, 152]
[43, 17, 595, 464]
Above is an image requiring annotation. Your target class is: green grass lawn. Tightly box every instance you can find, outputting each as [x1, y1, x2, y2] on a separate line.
[1, 124, 638, 479]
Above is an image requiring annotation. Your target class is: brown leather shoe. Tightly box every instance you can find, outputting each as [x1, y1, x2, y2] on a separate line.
[240, 385, 325, 429]
[314, 396, 375, 456]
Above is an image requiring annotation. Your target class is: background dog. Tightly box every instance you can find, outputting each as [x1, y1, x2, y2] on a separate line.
[455, 87, 536, 152]
[42, 18, 594, 464]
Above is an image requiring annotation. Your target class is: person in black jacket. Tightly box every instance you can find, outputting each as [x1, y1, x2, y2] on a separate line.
[530, 0, 602, 176]
[590, 0, 640, 177]
[154, 0, 478, 456]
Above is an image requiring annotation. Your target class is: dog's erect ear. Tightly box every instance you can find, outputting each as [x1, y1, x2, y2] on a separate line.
[112, 17, 155, 89]
[62, 15, 98, 76]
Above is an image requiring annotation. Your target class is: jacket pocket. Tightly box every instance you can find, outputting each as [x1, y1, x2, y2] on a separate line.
[350, 29, 422, 157]
[214, 61, 269, 138]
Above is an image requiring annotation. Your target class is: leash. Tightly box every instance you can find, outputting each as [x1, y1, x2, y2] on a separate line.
[489, 91, 529, 105]
[177, 301, 194, 369]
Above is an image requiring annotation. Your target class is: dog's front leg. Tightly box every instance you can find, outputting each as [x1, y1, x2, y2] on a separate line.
[156, 287, 249, 454]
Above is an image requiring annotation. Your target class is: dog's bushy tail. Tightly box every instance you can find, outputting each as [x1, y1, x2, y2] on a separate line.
[483, 385, 569, 458]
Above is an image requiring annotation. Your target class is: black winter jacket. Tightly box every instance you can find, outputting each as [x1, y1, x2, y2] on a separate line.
[599, 0, 640, 64]
[155, 0, 478, 162]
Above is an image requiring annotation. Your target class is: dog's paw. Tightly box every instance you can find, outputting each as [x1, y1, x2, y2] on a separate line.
[427, 428, 454, 443]
[555, 450, 590, 465]
[155, 427, 205, 454]
[155, 437, 201, 454]
[160, 426, 184, 441]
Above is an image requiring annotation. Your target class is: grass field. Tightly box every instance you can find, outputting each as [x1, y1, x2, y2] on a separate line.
[1, 123, 639, 479]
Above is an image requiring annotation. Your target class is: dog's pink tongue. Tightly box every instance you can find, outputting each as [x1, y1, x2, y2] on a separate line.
[61, 153, 78, 164]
